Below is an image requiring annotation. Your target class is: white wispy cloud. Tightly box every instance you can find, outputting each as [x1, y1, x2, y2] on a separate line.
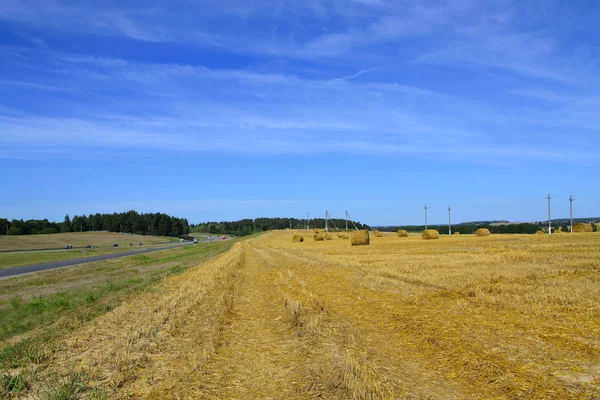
[1, 1, 599, 165]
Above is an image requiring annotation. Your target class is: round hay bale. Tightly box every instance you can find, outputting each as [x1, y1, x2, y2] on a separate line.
[313, 229, 320, 233]
[536, 230, 545, 235]
[372, 230, 383, 237]
[454, 231, 461, 235]
[313, 233, 324, 241]
[351, 230, 370, 246]
[553, 229, 564, 234]
[475, 228, 491, 237]
[573, 222, 593, 233]
[422, 229, 440, 240]
[339, 233, 350, 239]
[397, 229, 408, 237]
[324, 233, 333, 240]
[292, 234, 304, 243]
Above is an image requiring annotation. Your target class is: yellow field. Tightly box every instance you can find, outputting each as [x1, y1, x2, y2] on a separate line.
[38, 230, 600, 399]
[0, 232, 172, 251]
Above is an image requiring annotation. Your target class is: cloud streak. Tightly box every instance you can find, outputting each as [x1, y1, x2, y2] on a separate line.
[1, 0, 599, 165]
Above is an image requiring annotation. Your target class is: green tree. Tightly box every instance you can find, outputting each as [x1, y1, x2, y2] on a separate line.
[61, 215, 73, 233]
[8, 226, 22, 235]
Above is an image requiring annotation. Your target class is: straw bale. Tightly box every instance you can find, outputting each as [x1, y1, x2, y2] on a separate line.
[422, 229, 440, 240]
[325, 233, 333, 240]
[453, 232, 461, 235]
[536, 230, 545, 235]
[351, 230, 370, 246]
[475, 228, 491, 237]
[339, 233, 350, 239]
[373, 230, 383, 237]
[313, 233, 325, 241]
[292, 235, 304, 243]
[573, 222, 593, 233]
[397, 230, 408, 237]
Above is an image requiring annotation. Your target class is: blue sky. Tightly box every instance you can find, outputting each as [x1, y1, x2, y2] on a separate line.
[1, 0, 599, 226]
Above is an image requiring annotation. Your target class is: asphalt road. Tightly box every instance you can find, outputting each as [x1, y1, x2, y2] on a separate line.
[0, 241, 212, 278]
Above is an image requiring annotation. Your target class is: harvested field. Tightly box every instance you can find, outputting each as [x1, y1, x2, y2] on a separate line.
[21, 230, 600, 399]
[0, 232, 172, 251]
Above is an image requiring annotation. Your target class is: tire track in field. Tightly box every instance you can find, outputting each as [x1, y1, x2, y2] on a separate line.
[195, 242, 313, 399]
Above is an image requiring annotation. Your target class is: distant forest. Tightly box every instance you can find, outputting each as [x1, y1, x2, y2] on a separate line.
[190, 217, 370, 236]
[1, 215, 369, 238]
[0, 211, 190, 237]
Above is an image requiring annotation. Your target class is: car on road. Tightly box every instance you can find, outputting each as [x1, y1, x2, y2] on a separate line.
[112, 244, 119, 247]
[85, 245, 92, 248]
[138, 242, 143, 246]
[65, 244, 73, 249]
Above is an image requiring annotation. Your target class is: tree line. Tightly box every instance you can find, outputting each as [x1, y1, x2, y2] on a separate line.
[376, 220, 598, 234]
[190, 217, 369, 236]
[0, 211, 190, 237]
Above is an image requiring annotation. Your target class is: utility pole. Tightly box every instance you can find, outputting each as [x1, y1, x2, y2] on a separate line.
[345, 210, 349, 231]
[547, 193, 551, 234]
[325, 210, 328, 232]
[346, 211, 359, 230]
[424, 204, 428, 230]
[448, 206, 452, 235]
[570, 195, 574, 233]
[307, 213, 309, 230]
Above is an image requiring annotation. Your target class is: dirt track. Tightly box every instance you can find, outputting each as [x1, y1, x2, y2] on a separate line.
[47, 231, 600, 399]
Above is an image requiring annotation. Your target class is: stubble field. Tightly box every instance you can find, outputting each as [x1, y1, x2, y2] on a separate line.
[8, 230, 600, 399]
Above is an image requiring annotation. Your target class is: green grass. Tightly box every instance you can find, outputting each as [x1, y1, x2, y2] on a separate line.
[1, 371, 29, 396]
[0, 236, 252, 374]
[0, 246, 163, 270]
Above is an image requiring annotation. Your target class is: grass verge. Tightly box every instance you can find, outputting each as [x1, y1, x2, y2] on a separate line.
[0, 236, 252, 398]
